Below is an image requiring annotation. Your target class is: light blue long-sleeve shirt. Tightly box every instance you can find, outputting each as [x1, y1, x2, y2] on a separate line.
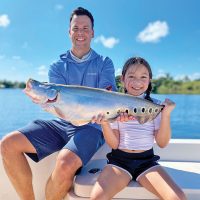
[48, 49, 117, 130]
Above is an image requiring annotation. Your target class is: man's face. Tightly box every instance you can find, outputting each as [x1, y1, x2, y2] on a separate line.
[69, 15, 94, 49]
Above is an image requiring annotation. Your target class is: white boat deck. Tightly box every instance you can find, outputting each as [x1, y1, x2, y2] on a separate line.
[1, 139, 200, 200]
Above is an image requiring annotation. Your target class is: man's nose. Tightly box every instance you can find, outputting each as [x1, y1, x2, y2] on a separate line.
[77, 29, 84, 34]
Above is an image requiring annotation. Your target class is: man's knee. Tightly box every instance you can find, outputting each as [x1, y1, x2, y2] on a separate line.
[1, 131, 34, 157]
[1, 131, 18, 157]
[55, 150, 82, 179]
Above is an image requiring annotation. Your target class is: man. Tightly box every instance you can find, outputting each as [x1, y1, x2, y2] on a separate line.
[1, 7, 116, 200]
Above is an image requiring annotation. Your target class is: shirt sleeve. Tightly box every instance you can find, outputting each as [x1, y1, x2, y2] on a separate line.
[48, 62, 67, 84]
[98, 57, 117, 91]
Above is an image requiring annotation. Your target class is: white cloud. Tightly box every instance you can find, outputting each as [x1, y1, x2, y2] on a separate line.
[0, 14, 10, 27]
[94, 35, 119, 48]
[154, 69, 166, 79]
[38, 65, 48, 76]
[137, 21, 169, 43]
[174, 73, 200, 81]
[55, 4, 64, 11]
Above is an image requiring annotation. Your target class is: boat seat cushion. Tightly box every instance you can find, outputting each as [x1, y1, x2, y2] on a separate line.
[73, 159, 200, 199]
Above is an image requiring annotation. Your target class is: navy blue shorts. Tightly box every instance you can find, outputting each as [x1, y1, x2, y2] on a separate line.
[18, 119, 104, 165]
[106, 148, 160, 181]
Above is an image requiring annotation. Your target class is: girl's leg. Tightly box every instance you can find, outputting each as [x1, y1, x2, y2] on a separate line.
[137, 165, 187, 200]
[90, 165, 131, 200]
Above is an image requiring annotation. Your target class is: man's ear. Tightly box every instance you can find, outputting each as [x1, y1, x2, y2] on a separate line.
[92, 30, 94, 38]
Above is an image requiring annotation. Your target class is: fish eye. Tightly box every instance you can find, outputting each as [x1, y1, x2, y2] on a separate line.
[155, 108, 158, 112]
[141, 108, 145, 113]
[107, 111, 109, 114]
[134, 108, 137, 113]
[149, 108, 152, 113]
[125, 109, 129, 113]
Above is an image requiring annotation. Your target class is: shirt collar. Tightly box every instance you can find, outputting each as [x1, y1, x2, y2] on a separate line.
[70, 49, 92, 63]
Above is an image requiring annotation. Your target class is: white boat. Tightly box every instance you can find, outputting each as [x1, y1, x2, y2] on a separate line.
[1, 139, 200, 200]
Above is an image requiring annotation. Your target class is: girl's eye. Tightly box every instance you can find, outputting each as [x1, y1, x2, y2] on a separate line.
[141, 76, 147, 79]
[73, 27, 78, 31]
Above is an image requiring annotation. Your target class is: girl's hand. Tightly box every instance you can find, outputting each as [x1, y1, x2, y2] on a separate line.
[116, 112, 135, 122]
[162, 98, 176, 116]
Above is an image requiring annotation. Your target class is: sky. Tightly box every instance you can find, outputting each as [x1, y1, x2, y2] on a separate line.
[0, 0, 200, 82]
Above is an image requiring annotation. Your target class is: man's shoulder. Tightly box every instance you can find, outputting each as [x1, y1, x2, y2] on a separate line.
[91, 49, 112, 62]
[50, 51, 70, 68]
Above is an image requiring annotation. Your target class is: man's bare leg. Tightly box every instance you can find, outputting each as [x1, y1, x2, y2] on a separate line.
[1, 131, 36, 200]
[45, 149, 82, 200]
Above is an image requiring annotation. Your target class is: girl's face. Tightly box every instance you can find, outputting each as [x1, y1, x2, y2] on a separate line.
[122, 64, 151, 96]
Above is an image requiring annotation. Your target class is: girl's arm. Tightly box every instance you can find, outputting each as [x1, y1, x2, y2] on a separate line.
[155, 98, 176, 148]
[92, 114, 120, 149]
[101, 121, 120, 149]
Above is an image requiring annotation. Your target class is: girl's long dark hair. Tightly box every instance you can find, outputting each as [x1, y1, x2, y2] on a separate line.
[121, 57, 153, 102]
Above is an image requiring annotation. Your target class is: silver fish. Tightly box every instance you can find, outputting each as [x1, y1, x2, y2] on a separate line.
[24, 79, 164, 126]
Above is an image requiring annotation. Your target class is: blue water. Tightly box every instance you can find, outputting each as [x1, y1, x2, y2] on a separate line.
[0, 89, 200, 139]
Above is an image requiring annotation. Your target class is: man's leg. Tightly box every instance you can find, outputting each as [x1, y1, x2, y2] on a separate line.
[1, 131, 36, 200]
[45, 125, 104, 200]
[45, 149, 82, 200]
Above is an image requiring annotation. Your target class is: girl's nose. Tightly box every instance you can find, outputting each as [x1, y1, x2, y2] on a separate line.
[132, 79, 142, 86]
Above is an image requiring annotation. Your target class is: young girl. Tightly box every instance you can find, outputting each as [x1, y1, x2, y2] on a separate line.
[90, 57, 186, 200]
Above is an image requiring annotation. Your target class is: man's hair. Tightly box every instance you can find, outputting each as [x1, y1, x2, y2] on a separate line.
[70, 7, 94, 29]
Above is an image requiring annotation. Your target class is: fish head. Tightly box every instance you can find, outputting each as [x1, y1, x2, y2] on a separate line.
[24, 79, 59, 104]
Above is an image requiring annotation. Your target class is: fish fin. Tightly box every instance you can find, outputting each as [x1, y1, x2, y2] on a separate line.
[135, 116, 152, 124]
[135, 109, 162, 124]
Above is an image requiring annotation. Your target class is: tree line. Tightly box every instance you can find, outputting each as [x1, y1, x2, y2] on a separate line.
[1, 75, 200, 94]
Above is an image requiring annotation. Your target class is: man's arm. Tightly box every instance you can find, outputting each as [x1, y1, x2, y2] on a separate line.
[48, 62, 67, 84]
[98, 57, 117, 91]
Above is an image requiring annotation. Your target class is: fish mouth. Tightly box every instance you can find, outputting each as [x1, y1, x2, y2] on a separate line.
[46, 94, 58, 103]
